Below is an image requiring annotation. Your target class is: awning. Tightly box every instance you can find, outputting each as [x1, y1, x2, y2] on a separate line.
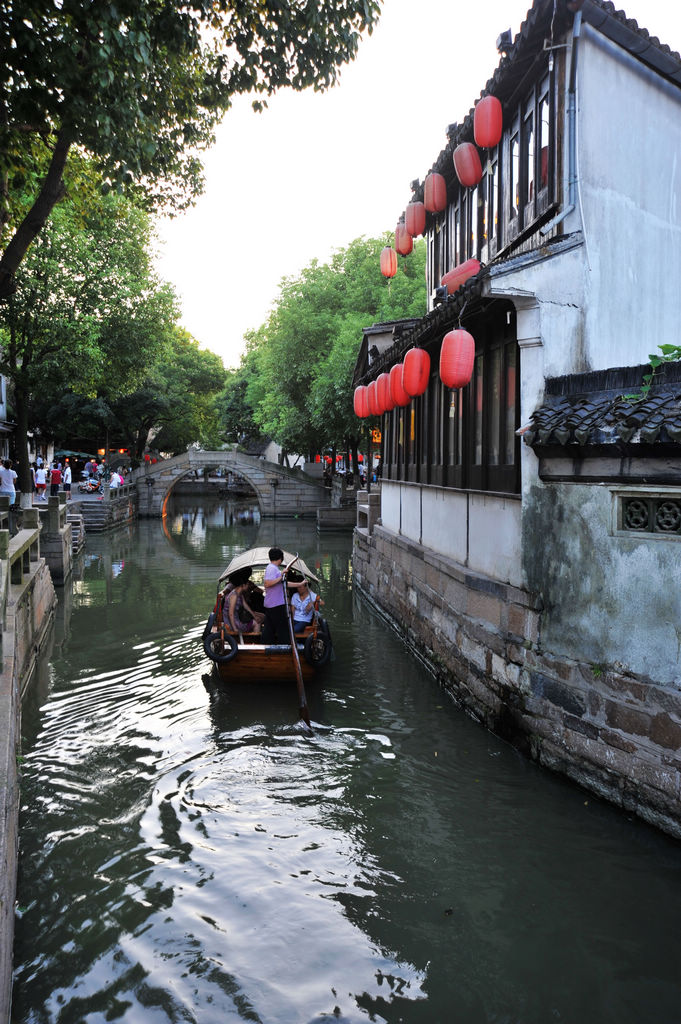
[54, 450, 97, 459]
[218, 547, 319, 587]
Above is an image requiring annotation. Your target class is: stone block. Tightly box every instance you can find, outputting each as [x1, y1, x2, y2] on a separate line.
[530, 671, 586, 717]
[646, 685, 681, 716]
[649, 713, 681, 751]
[443, 577, 469, 616]
[604, 700, 652, 739]
[600, 671, 649, 705]
[563, 713, 600, 740]
[599, 727, 637, 754]
[491, 653, 521, 690]
[466, 588, 502, 629]
[628, 758, 680, 799]
[459, 633, 489, 674]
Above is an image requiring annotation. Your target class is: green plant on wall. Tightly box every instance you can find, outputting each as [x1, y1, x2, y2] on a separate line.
[622, 344, 681, 401]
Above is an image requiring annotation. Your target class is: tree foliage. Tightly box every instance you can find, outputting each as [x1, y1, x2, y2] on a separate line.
[0, 0, 381, 296]
[218, 235, 426, 457]
[113, 327, 226, 458]
[0, 163, 178, 488]
[218, 341, 263, 445]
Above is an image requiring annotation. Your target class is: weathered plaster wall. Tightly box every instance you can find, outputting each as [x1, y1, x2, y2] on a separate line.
[578, 28, 681, 371]
[523, 479, 681, 682]
[354, 524, 681, 838]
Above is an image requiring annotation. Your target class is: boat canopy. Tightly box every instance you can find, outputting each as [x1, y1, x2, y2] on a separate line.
[218, 547, 319, 588]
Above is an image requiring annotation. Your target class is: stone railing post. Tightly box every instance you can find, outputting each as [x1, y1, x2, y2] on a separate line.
[47, 495, 60, 534]
[0, 497, 9, 534]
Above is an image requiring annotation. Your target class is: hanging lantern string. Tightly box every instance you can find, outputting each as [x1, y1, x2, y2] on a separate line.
[457, 300, 469, 329]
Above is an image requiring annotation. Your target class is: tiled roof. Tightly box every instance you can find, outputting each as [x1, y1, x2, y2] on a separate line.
[524, 364, 681, 449]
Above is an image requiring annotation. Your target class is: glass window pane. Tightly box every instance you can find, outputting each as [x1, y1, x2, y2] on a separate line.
[470, 187, 478, 256]
[447, 389, 457, 466]
[539, 94, 549, 190]
[457, 387, 463, 465]
[510, 134, 519, 219]
[525, 113, 534, 204]
[432, 379, 441, 466]
[474, 354, 484, 465]
[489, 346, 501, 465]
[489, 158, 498, 241]
[505, 344, 517, 463]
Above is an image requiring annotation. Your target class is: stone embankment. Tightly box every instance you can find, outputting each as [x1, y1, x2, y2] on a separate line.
[0, 501, 58, 1024]
[354, 499, 681, 840]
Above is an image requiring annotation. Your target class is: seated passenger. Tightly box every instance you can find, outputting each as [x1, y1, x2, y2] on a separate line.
[291, 579, 322, 634]
[226, 581, 264, 635]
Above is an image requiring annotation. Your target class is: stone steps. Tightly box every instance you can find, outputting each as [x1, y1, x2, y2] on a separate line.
[66, 513, 86, 552]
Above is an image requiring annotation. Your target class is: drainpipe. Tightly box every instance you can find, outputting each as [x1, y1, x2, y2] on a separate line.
[540, 9, 582, 236]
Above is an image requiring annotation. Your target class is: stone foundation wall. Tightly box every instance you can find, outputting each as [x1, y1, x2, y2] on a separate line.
[353, 524, 681, 839]
[0, 558, 56, 1023]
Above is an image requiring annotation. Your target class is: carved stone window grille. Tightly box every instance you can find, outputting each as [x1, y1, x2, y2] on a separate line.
[621, 496, 681, 536]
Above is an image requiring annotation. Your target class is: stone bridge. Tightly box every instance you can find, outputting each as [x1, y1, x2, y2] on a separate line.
[131, 448, 330, 518]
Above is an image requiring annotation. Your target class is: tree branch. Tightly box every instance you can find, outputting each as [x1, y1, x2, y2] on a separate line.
[0, 128, 71, 299]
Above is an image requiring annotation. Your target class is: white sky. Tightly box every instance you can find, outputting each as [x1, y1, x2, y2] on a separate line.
[154, 0, 681, 369]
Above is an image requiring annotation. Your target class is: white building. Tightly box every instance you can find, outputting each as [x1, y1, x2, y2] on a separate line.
[354, 0, 681, 836]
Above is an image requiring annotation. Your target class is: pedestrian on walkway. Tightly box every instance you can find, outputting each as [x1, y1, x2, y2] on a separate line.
[49, 463, 62, 496]
[63, 462, 72, 499]
[35, 464, 47, 500]
[0, 459, 17, 505]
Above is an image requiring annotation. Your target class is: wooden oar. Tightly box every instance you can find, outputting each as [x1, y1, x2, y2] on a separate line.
[283, 555, 312, 732]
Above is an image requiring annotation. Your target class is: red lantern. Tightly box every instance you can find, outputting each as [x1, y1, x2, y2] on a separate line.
[441, 258, 481, 295]
[440, 329, 475, 389]
[453, 142, 482, 187]
[377, 372, 394, 413]
[353, 384, 370, 418]
[402, 348, 430, 397]
[424, 173, 447, 213]
[380, 246, 397, 278]
[395, 223, 413, 257]
[405, 201, 426, 237]
[367, 380, 382, 417]
[474, 95, 503, 149]
[151, 458, 157, 464]
[389, 363, 411, 407]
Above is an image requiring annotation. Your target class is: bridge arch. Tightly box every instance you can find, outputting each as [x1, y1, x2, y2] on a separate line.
[131, 449, 329, 518]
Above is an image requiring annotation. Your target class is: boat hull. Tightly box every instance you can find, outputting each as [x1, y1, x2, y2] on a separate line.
[214, 643, 317, 684]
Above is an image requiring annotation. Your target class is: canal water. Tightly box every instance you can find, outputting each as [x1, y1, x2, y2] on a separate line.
[12, 497, 681, 1023]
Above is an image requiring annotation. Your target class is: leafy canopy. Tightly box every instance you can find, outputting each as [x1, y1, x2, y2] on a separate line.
[218, 235, 426, 456]
[0, 0, 381, 294]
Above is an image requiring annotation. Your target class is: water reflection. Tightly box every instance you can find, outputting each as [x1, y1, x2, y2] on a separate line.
[13, 498, 681, 1023]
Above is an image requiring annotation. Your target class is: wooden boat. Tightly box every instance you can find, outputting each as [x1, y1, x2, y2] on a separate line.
[202, 546, 333, 684]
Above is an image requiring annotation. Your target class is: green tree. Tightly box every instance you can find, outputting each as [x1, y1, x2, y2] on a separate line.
[240, 235, 426, 459]
[0, 0, 380, 297]
[116, 327, 227, 457]
[0, 179, 177, 490]
[217, 341, 264, 446]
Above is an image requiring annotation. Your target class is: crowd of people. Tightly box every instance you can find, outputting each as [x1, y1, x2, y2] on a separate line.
[0, 454, 129, 506]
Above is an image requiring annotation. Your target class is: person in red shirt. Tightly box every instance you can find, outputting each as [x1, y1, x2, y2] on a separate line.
[49, 464, 62, 496]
